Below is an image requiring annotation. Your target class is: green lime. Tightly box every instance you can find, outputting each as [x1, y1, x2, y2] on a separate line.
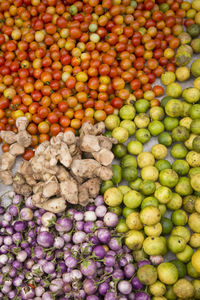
[166, 83, 182, 98]
[167, 235, 186, 253]
[112, 165, 122, 185]
[141, 197, 159, 209]
[139, 180, 156, 196]
[112, 144, 127, 158]
[157, 262, 178, 285]
[189, 104, 200, 119]
[172, 160, 190, 176]
[187, 261, 200, 278]
[123, 190, 142, 209]
[158, 132, 173, 146]
[171, 209, 188, 226]
[159, 169, 179, 188]
[172, 126, 190, 142]
[105, 115, 120, 130]
[120, 155, 137, 168]
[191, 58, 200, 77]
[100, 180, 114, 194]
[171, 143, 188, 159]
[127, 140, 143, 155]
[183, 195, 196, 213]
[143, 236, 166, 256]
[118, 185, 131, 195]
[120, 120, 136, 136]
[167, 193, 182, 210]
[116, 218, 129, 233]
[120, 104, 136, 120]
[148, 120, 164, 136]
[122, 207, 136, 218]
[140, 206, 161, 226]
[193, 136, 200, 153]
[161, 217, 173, 235]
[175, 177, 193, 196]
[165, 99, 183, 117]
[112, 127, 129, 143]
[161, 96, 173, 108]
[134, 99, 150, 113]
[154, 186, 172, 204]
[155, 160, 171, 172]
[137, 265, 157, 285]
[128, 178, 142, 191]
[163, 116, 179, 131]
[108, 206, 122, 216]
[135, 128, 151, 144]
[191, 119, 200, 135]
[171, 260, 187, 278]
[176, 245, 194, 263]
[122, 166, 138, 182]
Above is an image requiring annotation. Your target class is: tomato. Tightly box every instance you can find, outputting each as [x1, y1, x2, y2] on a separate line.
[22, 149, 34, 161]
[50, 123, 61, 136]
[2, 143, 10, 152]
[47, 112, 59, 124]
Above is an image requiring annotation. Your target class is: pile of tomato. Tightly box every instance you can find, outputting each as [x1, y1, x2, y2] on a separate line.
[0, 0, 193, 156]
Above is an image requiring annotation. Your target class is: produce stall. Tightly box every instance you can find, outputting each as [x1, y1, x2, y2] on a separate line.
[0, 0, 200, 299]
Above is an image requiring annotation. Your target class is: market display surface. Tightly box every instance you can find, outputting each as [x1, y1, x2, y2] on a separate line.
[1, 0, 200, 299]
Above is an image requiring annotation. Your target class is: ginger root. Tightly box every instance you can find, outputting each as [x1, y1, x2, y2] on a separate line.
[1, 121, 116, 212]
[0, 131, 16, 144]
[0, 152, 15, 171]
[0, 171, 13, 185]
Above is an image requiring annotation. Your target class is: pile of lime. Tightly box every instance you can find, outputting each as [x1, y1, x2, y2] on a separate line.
[102, 77, 200, 299]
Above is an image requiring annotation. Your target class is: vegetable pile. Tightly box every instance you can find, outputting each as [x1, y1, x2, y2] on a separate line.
[0, 0, 193, 151]
[2, 0, 200, 299]
[0, 192, 154, 300]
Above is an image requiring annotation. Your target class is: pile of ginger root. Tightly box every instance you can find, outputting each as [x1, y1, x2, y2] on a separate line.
[0, 118, 117, 213]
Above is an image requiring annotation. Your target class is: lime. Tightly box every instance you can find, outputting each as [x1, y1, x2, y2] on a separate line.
[105, 115, 120, 130]
[141, 197, 159, 209]
[100, 180, 113, 194]
[167, 235, 186, 253]
[155, 160, 171, 172]
[120, 155, 137, 168]
[127, 140, 143, 155]
[159, 169, 179, 188]
[192, 249, 200, 273]
[104, 187, 123, 207]
[122, 207, 136, 218]
[161, 217, 173, 235]
[140, 180, 156, 196]
[157, 262, 178, 285]
[120, 104, 135, 120]
[112, 165, 122, 185]
[140, 206, 161, 226]
[112, 127, 129, 143]
[123, 190, 142, 209]
[176, 245, 194, 263]
[122, 166, 138, 182]
[171, 209, 188, 226]
[126, 212, 143, 230]
[128, 178, 142, 191]
[137, 265, 157, 285]
[173, 279, 194, 299]
[112, 144, 127, 158]
[125, 230, 144, 250]
[171, 260, 187, 278]
[120, 120, 136, 136]
[116, 219, 129, 233]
